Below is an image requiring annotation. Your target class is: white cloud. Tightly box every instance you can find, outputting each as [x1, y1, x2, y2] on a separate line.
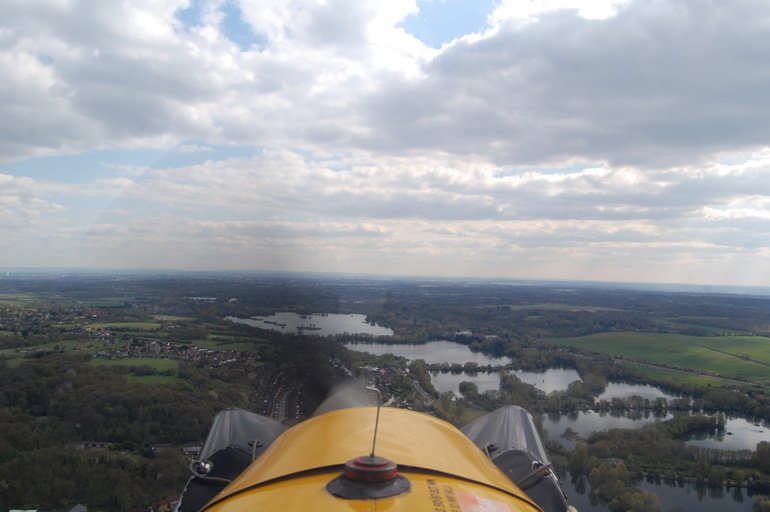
[177, 144, 213, 153]
[3, 0, 770, 167]
[2, 0, 770, 284]
[490, 0, 632, 26]
[0, 173, 64, 228]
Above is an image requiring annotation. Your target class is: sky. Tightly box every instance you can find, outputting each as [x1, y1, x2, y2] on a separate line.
[2, 0, 770, 286]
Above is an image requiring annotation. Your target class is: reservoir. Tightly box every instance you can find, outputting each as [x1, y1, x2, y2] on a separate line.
[344, 339, 768, 510]
[597, 382, 680, 402]
[430, 371, 501, 395]
[344, 340, 510, 365]
[542, 410, 673, 449]
[513, 367, 581, 394]
[685, 416, 769, 451]
[345, 341, 686, 399]
[227, 313, 394, 336]
[429, 367, 580, 396]
[559, 471, 757, 512]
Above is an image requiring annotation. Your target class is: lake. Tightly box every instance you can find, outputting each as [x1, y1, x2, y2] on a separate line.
[429, 368, 580, 396]
[227, 313, 394, 336]
[685, 416, 770, 451]
[344, 340, 511, 365]
[430, 371, 501, 395]
[597, 382, 680, 402]
[344, 339, 768, 509]
[345, 341, 690, 400]
[558, 470, 758, 512]
[542, 410, 673, 449]
[513, 368, 581, 394]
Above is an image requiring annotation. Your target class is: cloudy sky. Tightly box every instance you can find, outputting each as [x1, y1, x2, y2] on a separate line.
[2, 0, 770, 286]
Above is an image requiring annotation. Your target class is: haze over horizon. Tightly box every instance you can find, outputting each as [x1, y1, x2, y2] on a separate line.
[3, 0, 770, 286]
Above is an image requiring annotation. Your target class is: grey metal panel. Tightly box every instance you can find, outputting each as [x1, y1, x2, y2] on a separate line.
[461, 405, 550, 464]
[199, 408, 286, 461]
[461, 406, 571, 512]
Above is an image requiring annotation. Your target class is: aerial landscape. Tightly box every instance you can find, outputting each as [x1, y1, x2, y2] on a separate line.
[3, 0, 770, 511]
[0, 271, 769, 511]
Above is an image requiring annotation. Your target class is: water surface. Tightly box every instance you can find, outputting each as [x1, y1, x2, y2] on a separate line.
[597, 382, 680, 402]
[430, 371, 501, 395]
[512, 368, 581, 394]
[685, 417, 769, 451]
[558, 471, 757, 512]
[227, 313, 393, 336]
[542, 410, 672, 449]
[344, 340, 511, 365]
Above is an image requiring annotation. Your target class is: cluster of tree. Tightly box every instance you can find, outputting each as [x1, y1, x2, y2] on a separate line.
[0, 328, 351, 510]
[588, 460, 658, 512]
[552, 416, 770, 490]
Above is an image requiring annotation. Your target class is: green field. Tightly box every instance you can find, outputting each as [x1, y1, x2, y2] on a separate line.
[122, 331, 169, 339]
[654, 316, 734, 335]
[37, 340, 100, 352]
[0, 331, 15, 337]
[87, 322, 163, 330]
[192, 339, 263, 352]
[71, 297, 135, 307]
[625, 363, 740, 389]
[0, 347, 21, 358]
[0, 294, 38, 306]
[546, 332, 770, 382]
[88, 357, 179, 371]
[152, 315, 195, 321]
[0, 340, 104, 359]
[126, 374, 179, 385]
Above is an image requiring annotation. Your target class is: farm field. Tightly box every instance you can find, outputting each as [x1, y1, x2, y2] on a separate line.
[0, 340, 112, 362]
[87, 357, 179, 371]
[546, 332, 770, 382]
[126, 374, 179, 385]
[0, 294, 38, 306]
[625, 362, 745, 389]
[191, 339, 263, 352]
[86, 321, 163, 330]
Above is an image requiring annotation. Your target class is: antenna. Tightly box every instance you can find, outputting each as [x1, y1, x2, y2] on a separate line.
[328, 385, 410, 499]
[366, 386, 382, 457]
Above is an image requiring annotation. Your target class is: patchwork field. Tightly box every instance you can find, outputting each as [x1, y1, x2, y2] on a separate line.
[88, 357, 180, 371]
[126, 374, 179, 385]
[546, 332, 770, 382]
[0, 294, 38, 306]
[86, 321, 163, 330]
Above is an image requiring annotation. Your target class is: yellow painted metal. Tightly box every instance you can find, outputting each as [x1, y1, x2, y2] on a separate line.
[202, 407, 543, 511]
[205, 470, 543, 512]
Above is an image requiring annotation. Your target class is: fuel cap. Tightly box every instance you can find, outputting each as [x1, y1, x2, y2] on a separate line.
[327, 455, 410, 499]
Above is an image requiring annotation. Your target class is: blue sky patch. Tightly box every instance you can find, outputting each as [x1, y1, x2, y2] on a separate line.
[175, 0, 206, 28]
[221, 1, 266, 51]
[401, 0, 497, 48]
[0, 145, 258, 182]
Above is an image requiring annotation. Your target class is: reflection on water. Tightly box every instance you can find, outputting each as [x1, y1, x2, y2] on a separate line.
[685, 417, 770, 451]
[512, 368, 581, 394]
[344, 340, 511, 365]
[636, 478, 756, 512]
[227, 312, 393, 336]
[558, 470, 757, 512]
[430, 371, 501, 395]
[542, 410, 672, 449]
[597, 382, 680, 402]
